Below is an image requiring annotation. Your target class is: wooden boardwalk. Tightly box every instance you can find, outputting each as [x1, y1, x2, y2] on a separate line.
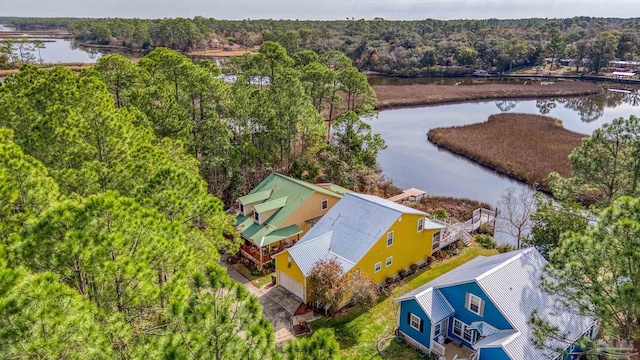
[433, 208, 496, 248]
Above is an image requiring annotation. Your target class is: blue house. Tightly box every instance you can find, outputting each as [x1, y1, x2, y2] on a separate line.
[395, 248, 598, 360]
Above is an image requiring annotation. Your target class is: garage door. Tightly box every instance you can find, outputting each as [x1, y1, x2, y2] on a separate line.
[279, 271, 303, 300]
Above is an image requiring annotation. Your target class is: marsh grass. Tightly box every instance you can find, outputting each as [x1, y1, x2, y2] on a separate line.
[427, 113, 584, 191]
[374, 81, 601, 109]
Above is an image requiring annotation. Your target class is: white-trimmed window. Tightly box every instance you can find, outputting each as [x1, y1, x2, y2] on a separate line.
[386, 231, 394, 246]
[417, 218, 424, 232]
[239, 203, 245, 215]
[463, 327, 474, 343]
[321, 199, 328, 210]
[409, 313, 422, 332]
[453, 318, 463, 337]
[432, 231, 441, 250]
[374, 262, 382, 273]
[466, 293, 484, 316]
[386, 256, 393, 267]
[434, 322, 442, 337]
[253, 211, 260, 222]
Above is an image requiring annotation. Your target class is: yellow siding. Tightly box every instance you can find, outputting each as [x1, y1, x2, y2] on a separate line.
[356, 214, 436, 284]
[274, 249, 307, 302]
[280, 192, 341, 234]
[276, 211, 440, 304]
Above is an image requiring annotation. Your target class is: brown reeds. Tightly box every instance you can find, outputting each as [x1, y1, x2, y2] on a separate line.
[427, 113, 585, 191]
[374, 81, 601, 109]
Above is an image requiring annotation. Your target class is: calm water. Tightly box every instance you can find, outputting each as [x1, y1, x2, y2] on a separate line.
[370, 88, 640, 244]
[18, 38, 104, 63]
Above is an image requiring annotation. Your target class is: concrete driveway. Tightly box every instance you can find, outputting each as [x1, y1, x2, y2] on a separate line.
[223, 263, 301, 345]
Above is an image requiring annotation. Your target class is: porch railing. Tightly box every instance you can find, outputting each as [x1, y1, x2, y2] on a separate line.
[431, 341, 446, 356]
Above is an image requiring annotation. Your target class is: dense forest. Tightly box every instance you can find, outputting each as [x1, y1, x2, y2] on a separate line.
[3, 16, 640, 75]
[0, 43, 385, 357]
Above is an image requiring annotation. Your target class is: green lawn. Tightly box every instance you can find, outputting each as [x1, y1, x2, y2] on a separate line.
[231, 263, 273, 288]
[309, 246, 498, 359]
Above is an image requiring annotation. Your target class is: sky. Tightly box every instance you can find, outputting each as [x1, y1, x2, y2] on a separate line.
[1, 0, 639, 20]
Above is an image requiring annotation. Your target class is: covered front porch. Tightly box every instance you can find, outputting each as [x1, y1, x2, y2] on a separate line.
[239, 224, 302, 270]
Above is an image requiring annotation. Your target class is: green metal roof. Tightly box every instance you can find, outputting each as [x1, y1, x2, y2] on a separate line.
[316, 183, 353, 196]
[259, 224, 303, 246]
[253, 196, 288, 213]
[234, 173, 347, 245]
[238, 189, 272, 204]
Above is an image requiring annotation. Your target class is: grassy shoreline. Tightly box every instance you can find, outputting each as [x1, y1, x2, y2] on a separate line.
[373, 81, 601, 110]
[427, 113, 585, 192]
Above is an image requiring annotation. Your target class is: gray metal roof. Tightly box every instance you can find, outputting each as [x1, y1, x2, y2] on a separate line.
[478, 248, 595, 360]
[288, 192, 424, 276]
[350, 193, 427, 215]
[396, 248, 596, 360]
[415, 288, 455, 324]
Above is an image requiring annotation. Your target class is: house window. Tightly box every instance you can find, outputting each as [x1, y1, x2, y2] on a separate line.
[386, 231, 394, 246]
[453, 318, 477, 344]
[432, 231, 441, 250]
[417, 218, 424, 232]
[466, 293, 483, 316]
[463, 327, 474, 343]
[240, 203, 245, 214]
[453, 318, 463, 337]
[321, 199, 328, 210]
[409, 313, 422, 332]
[386, 256, 393, 267]
[374, 262, 382, 273]
[434, 322, 442, 337]
[253, 211, 260, 222]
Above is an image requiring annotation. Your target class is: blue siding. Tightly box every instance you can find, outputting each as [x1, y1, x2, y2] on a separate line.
[398, 299, 432, 349]
[439, 282, 512, 330]
[478, 347, 510, 360]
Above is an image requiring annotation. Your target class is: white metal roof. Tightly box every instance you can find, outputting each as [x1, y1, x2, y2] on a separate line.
[396, 248, 596, 360]
[612, 71, 636, 76]
[288, 192, 426, 276]
[414, 288, 454, 324]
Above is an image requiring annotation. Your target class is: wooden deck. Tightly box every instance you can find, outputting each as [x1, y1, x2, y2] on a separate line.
[388, 188, 427, 202]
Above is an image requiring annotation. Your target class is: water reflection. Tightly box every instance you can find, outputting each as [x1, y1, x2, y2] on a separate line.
[495, 100, 519, 112]
[501, 88, 640, 123]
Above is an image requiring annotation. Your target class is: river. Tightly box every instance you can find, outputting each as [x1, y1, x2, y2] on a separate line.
[369, 86, 640, 245]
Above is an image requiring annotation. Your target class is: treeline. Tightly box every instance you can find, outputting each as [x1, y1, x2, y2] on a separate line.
[4, 16, 640, 75]
[0, 43, 378, 357]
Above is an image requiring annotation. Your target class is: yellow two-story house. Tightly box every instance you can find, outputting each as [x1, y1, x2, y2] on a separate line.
[274, 193, 445, 302]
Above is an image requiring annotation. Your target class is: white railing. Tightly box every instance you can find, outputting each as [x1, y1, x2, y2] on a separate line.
[431, 341, 446, 356]
[435, 208, 496, 249]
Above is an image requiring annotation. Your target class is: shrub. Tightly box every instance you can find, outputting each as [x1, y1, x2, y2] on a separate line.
[477, 223, 495, 235]
[476, 234, 497, 249]
[398, 269, 408, 279]
[497, 244, 516, 253]
[351, 274, 379, 310]
[455, 240, 466, 249]
[433, 209, 448, 220]
[426, 256, 436, 264]
[410, 264, 419, 273]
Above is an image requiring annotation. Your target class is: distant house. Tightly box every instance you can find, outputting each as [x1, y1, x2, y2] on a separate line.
[395, 248, 598, 360]
[223, 43, 243, 52]
[232, 173, 348, 269]
[472, 69, 490, 77]
[274, 193, 445, 302]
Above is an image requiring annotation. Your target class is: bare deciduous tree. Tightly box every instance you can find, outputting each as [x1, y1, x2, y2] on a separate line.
[497, 187, 536, 249]
[307, 258, 351, 315]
